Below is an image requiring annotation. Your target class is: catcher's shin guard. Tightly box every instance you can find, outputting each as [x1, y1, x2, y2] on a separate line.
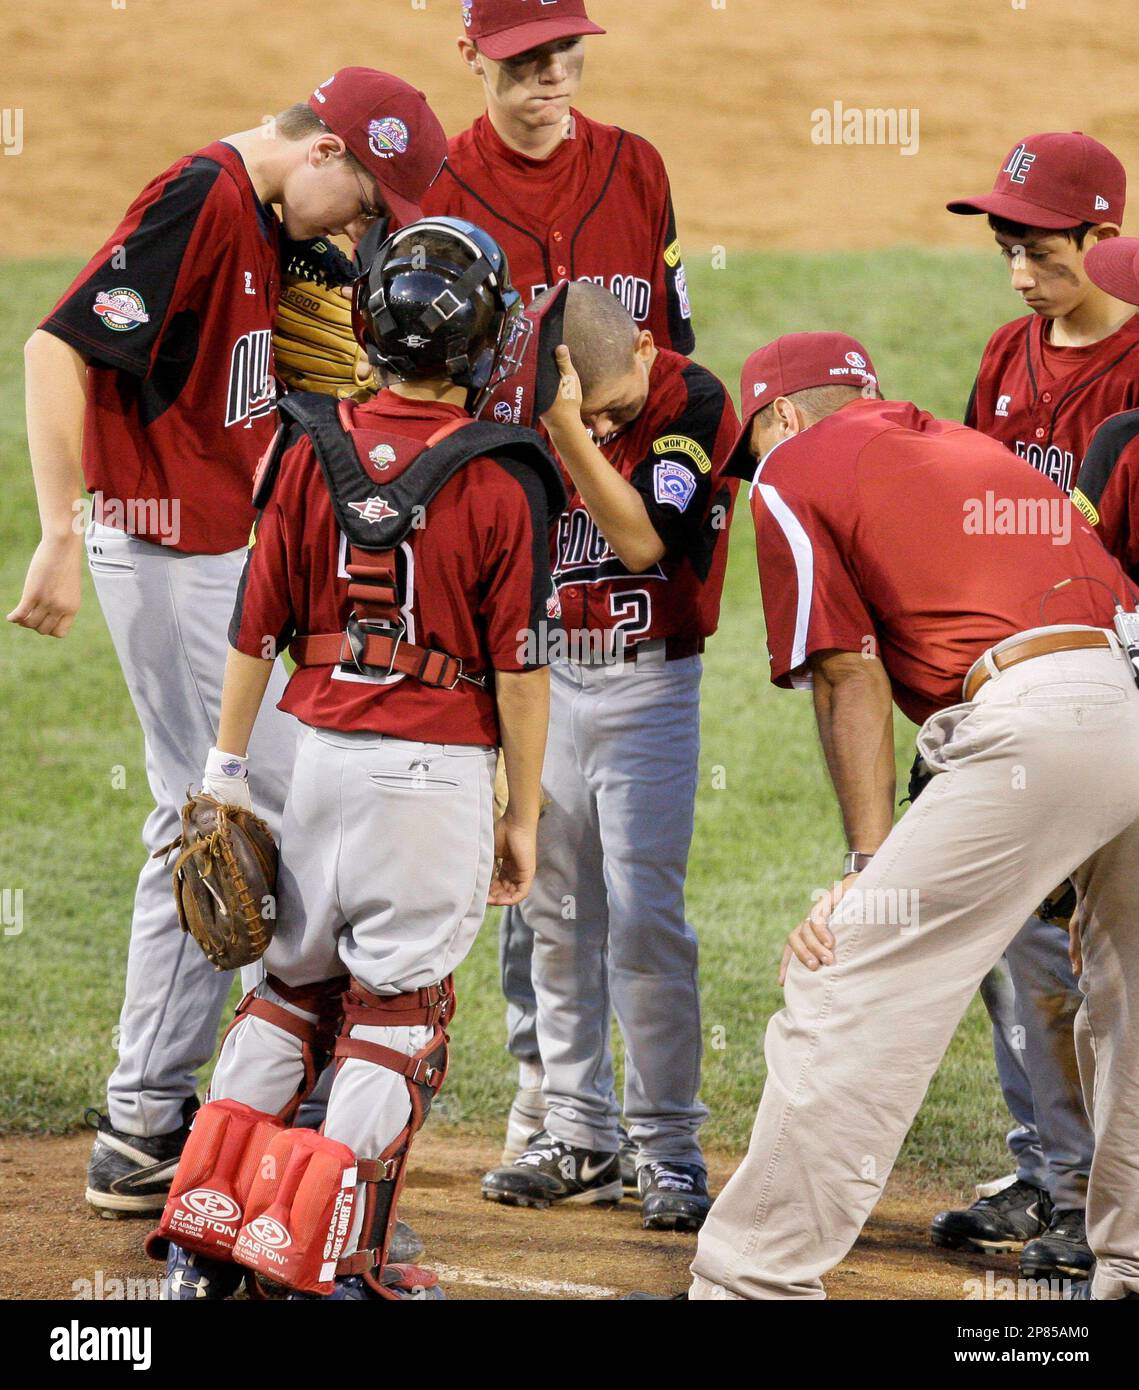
[333, 976, 454, 1299]
[145, 1099, 284, 1264]
[217, 974, 346, 1125]
[233, 1128, 359, 1295]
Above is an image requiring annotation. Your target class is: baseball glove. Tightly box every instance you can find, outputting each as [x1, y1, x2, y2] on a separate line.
[158, 793, 279, 971]
[274, 237, 375, 400]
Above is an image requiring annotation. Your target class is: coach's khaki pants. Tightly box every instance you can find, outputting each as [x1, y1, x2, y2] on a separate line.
[691, 635, 1139, 1300]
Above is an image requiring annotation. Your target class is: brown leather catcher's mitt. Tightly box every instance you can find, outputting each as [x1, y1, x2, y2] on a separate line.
[159, 794, 279, 971]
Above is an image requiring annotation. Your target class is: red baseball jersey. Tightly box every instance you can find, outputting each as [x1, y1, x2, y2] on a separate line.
[229, 391, 558, 745]
[553, 349, 738, 647]
[750, 398, 1136, 725]
[421, 112, 694, 353]
[41, 141, 281, 555]
[1074, 407, 1139, 582]
[964, 312, 1139, 495]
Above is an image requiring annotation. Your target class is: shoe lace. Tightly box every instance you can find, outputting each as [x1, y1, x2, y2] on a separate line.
[980, 1180, 1043, 1215]
[1049, 1208, 1086, 1240]
[644, 1162, 696, 1192]
[516, 1134, 568, 1168]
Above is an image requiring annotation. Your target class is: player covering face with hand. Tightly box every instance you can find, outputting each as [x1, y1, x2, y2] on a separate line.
[148, 217, 565, 1301]
[479, 281, 738, 1227]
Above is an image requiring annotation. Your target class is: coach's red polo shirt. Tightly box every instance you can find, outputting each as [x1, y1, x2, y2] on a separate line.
[741, 398, 1137, 723]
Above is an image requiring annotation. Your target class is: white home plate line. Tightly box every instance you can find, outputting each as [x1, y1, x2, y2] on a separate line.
[432, 1263, 619, 1298]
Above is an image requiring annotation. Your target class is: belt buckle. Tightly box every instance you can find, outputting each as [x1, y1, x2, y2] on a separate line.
[345, 613, 405, 678]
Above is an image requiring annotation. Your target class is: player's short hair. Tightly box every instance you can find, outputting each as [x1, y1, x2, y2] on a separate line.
[276, 103, 370, 176]
[988, 214, 1097, 248]
[754, 383, 871, 430]
[535, 281, 640, 400]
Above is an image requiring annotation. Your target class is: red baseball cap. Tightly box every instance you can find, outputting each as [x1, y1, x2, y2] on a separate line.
[947, 132, 1126, 230]
[1084, 236, 1139, 307]
[724, 332, 880, 477]
[461, 0, 605, 60]
[308, 68, 447, 227]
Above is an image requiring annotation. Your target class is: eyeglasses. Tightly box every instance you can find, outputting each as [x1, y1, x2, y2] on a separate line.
[350, 164, 385, 224]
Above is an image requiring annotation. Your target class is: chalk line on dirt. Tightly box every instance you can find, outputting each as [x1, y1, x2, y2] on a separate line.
[433, 1263, 619, 1298]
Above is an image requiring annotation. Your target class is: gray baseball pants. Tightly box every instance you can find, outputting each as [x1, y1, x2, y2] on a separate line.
[692, 636, 1139, 1300]
[86, 522, 298, 1138]
[517, 651, 708, 1165]
[209, 726, 497, 1253]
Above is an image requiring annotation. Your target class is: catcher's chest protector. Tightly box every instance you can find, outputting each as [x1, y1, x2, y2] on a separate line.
[255, 392, 564, 689]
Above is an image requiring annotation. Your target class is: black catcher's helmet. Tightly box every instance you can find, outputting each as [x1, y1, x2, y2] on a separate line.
[352, 216, 530, 411]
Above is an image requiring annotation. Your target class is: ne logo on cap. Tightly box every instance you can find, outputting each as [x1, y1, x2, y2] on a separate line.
[1003, 144, 1037, 185]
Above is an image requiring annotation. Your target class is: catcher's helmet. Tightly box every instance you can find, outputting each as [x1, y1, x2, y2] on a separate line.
[352, 216, 530, 411]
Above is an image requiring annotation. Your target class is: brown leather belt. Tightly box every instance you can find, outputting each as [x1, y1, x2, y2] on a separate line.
[963, 629, 1112, 702]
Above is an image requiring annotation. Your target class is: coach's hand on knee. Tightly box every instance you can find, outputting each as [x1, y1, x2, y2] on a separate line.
[778, 879, 853, 985]
[7, 536, 83, 638]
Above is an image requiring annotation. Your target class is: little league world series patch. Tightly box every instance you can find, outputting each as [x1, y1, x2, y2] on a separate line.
[653, 459, 697, 511]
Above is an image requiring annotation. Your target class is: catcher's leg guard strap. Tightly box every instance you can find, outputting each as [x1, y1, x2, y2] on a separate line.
[332, 978, 452, 1286]
[220, 974, 346, 1124]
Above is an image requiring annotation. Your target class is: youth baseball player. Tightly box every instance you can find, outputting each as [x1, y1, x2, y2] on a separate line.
[1071, 236, 1139, 584]
[686, 331, 1139, 1301]
[927, 132, 1139, 1277]
[421, 0, 698, 1167]
[480, 281, 737, 1229]
[152, 216, 564, 1300]
[8, 69, 447, 1216]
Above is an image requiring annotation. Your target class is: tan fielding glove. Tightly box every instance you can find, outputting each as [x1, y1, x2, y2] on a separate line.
[274, 238, 376, 401]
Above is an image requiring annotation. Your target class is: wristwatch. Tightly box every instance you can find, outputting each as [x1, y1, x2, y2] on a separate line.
[843, 851, 874, 877]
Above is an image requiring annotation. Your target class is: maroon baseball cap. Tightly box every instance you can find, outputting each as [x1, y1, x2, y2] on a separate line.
[947, 132, 1126, 231]
[308, 68, 447, 227]
[724, 332, 880, 477]
[1084, 236, 1139, 307]
[461, 0, 605, 60]
[479, 281, 570, 427]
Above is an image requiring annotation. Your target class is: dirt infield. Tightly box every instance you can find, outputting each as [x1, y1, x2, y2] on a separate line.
[0, 1128, 1018, 1300]
[4, 0, 1139, 257]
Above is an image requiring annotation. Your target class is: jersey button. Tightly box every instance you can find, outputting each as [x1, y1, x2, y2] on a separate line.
[557, 264, 568, 277]
[1034, 427, 1046, 439]
[553, 231, 564, 242]
[1041, 391, 1053, 403]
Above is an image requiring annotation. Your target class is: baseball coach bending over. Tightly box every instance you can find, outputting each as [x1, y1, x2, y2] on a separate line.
[687, 332, 1139, 1301]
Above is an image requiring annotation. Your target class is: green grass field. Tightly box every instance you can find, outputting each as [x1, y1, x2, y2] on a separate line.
[0, 251, 1021, 1192]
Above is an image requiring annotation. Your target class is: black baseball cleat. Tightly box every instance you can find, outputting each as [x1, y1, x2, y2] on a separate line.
[85, 1097, 198, 1218]
[638, 1162, 712, 1232]
[1019, 1208, 1094, 1280]
[619, 1126, 638, 1193]
[389, 1219, 425, 1265]
[930, 1179, 1052, 1254]
[162, 1242, 244, 1301]
[481, 1131, 623, 1209]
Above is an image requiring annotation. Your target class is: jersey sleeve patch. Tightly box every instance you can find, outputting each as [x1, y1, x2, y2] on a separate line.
[1071, 487, 1100, 527]
[653, 459, 699, 511]
[653, 434, 711, 474]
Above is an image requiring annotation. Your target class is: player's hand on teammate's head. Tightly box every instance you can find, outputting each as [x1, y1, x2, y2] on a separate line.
[488, 816, 538, 906]
[7, 535, 84, 639]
